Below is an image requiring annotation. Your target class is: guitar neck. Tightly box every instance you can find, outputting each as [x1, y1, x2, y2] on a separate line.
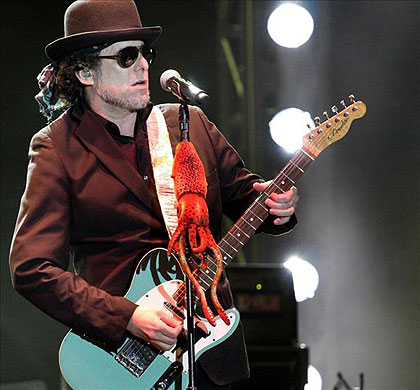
[198, 147, 315, 291]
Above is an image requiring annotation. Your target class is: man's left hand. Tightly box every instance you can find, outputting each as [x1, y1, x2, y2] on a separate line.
[253, 182, 299, 225]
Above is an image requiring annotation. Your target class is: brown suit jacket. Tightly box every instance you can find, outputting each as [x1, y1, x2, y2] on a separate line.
[9, 101, 296, 385]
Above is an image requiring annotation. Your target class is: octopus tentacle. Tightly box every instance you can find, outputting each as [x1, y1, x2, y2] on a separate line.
[168, 223, 184, 256]
[179, 233, 216, 326]
[191, 226, 207, 254]
[188, 225, 199, 251]
[206, 235, 230, 325]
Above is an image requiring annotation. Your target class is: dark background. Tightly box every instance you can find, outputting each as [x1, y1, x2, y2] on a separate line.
[1, 1, 419, 389]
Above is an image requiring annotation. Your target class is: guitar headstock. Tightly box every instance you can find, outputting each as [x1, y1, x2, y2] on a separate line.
[303, 95, 366, 158]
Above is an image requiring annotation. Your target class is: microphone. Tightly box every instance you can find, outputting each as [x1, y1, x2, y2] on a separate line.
[160, 69, 209, 106]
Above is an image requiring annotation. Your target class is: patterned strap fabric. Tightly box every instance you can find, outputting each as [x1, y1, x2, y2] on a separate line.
[146, 106, 178, 237]
[34, 63, 64, 121]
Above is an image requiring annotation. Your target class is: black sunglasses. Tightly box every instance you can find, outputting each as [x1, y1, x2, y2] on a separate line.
[96, 46, 156, 68]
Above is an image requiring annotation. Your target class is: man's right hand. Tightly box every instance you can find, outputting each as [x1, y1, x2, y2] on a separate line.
[126, 306, 183, 351]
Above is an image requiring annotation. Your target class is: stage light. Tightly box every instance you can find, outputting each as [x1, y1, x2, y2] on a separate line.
[269, 108, 314, 153]
[305, 365, 323, 390]
[267, 3, 314, 48]
[284, 256, 319, 302]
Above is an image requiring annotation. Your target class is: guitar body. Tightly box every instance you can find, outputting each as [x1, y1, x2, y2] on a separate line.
[59, 248, 240, 390]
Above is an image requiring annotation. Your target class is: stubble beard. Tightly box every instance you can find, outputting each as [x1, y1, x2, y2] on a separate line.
[94, 82, 150, 112]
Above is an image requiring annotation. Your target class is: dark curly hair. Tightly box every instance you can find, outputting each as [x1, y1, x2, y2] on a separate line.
[55, 50, 102, 107]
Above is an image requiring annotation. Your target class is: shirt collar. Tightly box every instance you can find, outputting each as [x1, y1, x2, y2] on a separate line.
[70, 99, 154, 139]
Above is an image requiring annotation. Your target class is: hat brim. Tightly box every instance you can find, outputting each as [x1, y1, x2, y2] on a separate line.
[45, 26, 162, 62]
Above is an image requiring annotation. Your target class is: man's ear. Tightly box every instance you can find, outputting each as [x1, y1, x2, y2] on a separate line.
[75, 68, 94, 86]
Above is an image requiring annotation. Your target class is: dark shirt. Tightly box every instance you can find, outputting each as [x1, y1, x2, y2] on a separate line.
[91, 103, 155, 184]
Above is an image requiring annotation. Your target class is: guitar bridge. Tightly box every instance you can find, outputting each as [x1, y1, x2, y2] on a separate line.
[115, 337, 159, 377]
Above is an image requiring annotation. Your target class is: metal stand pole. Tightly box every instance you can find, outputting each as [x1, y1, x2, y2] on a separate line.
[178, 102, 197, 390]
[185, 277, 197, 390]
[179, 102, 190, 142]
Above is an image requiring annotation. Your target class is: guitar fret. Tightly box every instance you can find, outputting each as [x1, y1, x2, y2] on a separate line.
[282, 172, 295, 184]
[203, 257, 217, 273]
[240, 216, 257, 230]
[253, 200, 269, 213]
[198, 276, 210, 288]
[300, 148, 315, 161]
[227, 230, 245, 246]
[284, 166, 302, 182]
[271, 181, 286, 193]
[203, 266, 216, 277]
[234, 221, 255, 236]
[221, 237, 237, 253]
[220, 249, 232, 262]
[231, 225, 250, 238]
[220, 249, 232, 260]
[248, 208, 264, 222]
[289, 160, 304, 173]
[202, 271, 213, 282]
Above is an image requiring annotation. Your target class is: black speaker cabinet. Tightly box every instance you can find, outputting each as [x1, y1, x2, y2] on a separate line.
[227, 263, 297, 346]
[233, 345, 309, 390]
[227, 264, 309, 389]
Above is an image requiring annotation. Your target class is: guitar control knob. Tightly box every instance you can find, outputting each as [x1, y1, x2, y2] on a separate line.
[152, 362, 183, 390]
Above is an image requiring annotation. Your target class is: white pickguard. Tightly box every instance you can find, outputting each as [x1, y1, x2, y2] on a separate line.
[137, 279, 239, 374]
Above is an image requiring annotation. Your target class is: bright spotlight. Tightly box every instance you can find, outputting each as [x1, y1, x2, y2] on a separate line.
[284, 256, 319, 302]
[267, 3, 314, 48]
[304, 365, 323, 390]
[269, 108, 314, 153]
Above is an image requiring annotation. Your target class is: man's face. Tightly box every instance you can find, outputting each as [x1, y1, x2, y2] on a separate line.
[91, 40, 150, 113]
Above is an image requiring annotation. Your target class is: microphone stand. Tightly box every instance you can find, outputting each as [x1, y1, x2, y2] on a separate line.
[178, 102, 197, 390]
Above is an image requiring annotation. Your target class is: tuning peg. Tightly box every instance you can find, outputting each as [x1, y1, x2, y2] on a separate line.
[349, 94, 355, 103]
[323, 111, 330, 120]
[331, 105, 338, 114]
[340, 100, 347, 108]
[306, 124, 312, 130]
[314, 116, 321, 126]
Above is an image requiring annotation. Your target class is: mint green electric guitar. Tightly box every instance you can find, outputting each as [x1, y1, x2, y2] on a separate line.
[59, 98, 366, 389]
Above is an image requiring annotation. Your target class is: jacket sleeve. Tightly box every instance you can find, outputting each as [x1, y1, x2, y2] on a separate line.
[9, 129, 137, 350]
[195, 108, 297, 235]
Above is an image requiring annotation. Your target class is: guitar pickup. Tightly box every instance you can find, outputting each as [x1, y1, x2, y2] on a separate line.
[164, 301, 185, 320]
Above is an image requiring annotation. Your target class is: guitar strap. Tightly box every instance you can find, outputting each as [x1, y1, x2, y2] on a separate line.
[146, 106, 178, 237]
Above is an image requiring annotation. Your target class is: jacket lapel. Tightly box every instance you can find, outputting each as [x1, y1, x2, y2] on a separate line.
[74, 110, 156, 211]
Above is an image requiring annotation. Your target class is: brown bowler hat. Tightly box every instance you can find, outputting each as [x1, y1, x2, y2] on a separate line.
[45, 0, 162, 61]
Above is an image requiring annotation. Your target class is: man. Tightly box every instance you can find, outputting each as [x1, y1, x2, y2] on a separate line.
[9, 1, 299, 389]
